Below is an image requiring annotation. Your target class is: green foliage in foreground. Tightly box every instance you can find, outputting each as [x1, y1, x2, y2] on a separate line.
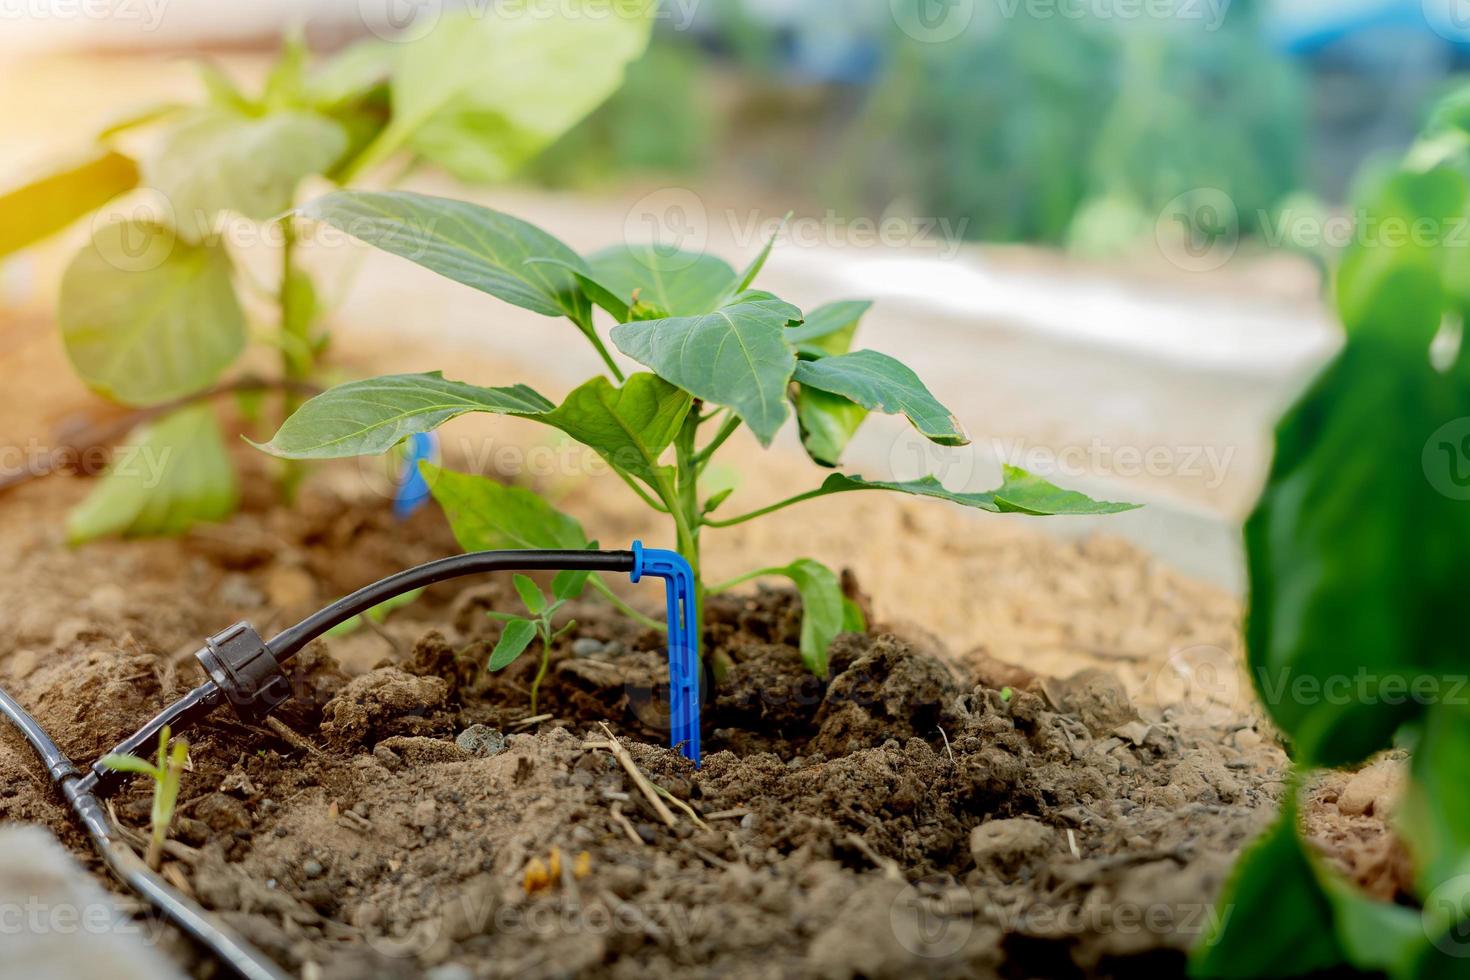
[0, 4, 653, 542]
[258, 188, 1136, 678]
[1195, 91, 1470, 979]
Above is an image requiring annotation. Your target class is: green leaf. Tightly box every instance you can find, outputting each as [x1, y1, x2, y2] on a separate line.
[356, 4, 653, 182]
[1244, 338, 1470, 767]
[97, 102, 185, 140]
[552, 566, 593, 602]
[1335, 167, 1467, 349]
[702, 485, 736, 515]
[1190, 798, 1345, 978]
[66, 406, 239, 544]
[794, 350, 968, 446]
[841, 597, 867, 633]
[261, 32, 308, 110]
[788, 300, 870, 466]
[732, 216, 787, 294]
[795, 387, 868, 467]
[769, 559, 845, 676]
[145, 108, 348, 242]
[489, 619, 538, 671]
[60, 222, 246, 406]
[1399, 703, 1470, 896]
[513, 574, 547, 615]
[153, 736, 187, 833]
[0, 149, 139, 258]
[1337, 246, 1444, 349]
[587, 244, 738, 317]
[195, 59, 253, 113]
[305, 39, 395, 109]
[425, 463, 587, 551]
[325, 588, 423, 637]
[98, 754, 159, 777]
[536, 373, 691, 489]
[298, 190, 591, 323]
[813, 467, 1138, 516]
[786, 300, 871, 357]
[611, 294, 801, 446]
[255, 372, 553, 460]
[1315, 858, 1429, 978]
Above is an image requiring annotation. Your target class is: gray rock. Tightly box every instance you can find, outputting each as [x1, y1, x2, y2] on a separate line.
[455, 724, 506, 758]
[970, 817, 1056, 874]
[571, 637, 607, 658]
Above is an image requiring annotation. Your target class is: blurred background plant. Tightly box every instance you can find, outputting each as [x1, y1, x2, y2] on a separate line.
[521, 0, 1463, 258]
[0, 3, 654, 542]
[2, 0, 1468, 563]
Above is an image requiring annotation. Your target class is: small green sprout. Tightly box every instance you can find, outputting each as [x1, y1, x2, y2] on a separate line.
[999, 687, 1013, 703]
[487, 569, 588, 716]
[100, 724, 189, 871]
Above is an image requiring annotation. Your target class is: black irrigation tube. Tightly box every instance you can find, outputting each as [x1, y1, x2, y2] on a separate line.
[0, 548, 646, 980]
[0, 686, 290, 980]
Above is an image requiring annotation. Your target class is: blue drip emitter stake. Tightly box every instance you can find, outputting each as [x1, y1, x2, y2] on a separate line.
[629, 540, 701, 765]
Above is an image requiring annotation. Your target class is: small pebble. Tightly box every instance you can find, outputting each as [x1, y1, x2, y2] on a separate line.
[427, 966, 474, 980]
[303, 859, 324, 879]
[455, 725, 506, 758]
[572, 637, 607, 658]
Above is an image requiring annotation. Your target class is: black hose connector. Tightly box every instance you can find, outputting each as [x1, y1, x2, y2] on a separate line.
[195, 622, 290, 725]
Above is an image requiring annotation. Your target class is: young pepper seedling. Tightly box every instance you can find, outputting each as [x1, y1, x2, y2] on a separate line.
[487, 567, 591, 716]
[100, 725, 188, 872]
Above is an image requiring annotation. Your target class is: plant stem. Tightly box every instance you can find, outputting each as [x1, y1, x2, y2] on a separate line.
[613, 468, 668, 512]
[693, 411, 740, 470]
[707, 566, 785, 594]
[575, 316, 626, 382]
[700, 488, 829, 528]
[673, 402, 703, 593]
[671, 402, 729, 674]
[0, 376, 321, 495]
[589, 575, 666, 632]
[146, 827, 165, 872]
[280, 222, 314, 396]
[278, 222, 316, 499]
[529, 629, 551, 716]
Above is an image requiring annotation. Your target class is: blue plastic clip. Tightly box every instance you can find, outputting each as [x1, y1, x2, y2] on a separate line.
[629, 541, 700, 765]
[393, 432, 438, 520]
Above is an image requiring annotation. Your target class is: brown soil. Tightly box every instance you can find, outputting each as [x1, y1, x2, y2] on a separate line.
[0, 454, 1299, 980]
[0, 328, 1388, 980]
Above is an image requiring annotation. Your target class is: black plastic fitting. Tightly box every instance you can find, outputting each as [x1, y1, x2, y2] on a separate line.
[195, 622, 291, 725]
